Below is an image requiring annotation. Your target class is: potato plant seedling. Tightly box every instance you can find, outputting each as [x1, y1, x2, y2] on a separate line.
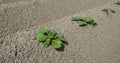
[35, 28, 66, 49]
[115, 1, 120, 5]
[102, 8, 109, 15]
[102, 8, 115, 15]
[72, 17, 97, 27]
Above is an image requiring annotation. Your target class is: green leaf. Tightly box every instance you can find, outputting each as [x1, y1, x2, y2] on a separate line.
[44, 39, 51, 47]
[115, 1, 120, 5]
[72, 17, 80, 21]
[57, 36, 65, 41]
[35, 33, 47, 42]
[85, 17, 94, 23]
[102, 8, 109, 15]
[72, 17, 85, 21]
[52, 40, 62, 48]
[37, 28, 48, 34]
[44, 44, 49, 48]
[72, 16, 97, 27]
[45, 39, 51, 45]
[48, 30, 56, 39]
[77, 21, 87, 26]
[92, 21, 97, 26]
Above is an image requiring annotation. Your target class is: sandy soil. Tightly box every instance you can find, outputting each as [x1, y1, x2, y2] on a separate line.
[0, 0, 120, 63]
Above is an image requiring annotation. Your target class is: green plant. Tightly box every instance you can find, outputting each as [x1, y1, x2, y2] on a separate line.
[102, 8, 109, 15]
[115, 1, 120, 5]
[35, 28, 66, 49]
[72, 17, 97, 27]
[102, 8, 116, 15]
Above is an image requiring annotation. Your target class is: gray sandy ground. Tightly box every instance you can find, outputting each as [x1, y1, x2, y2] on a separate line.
[1, 0, 29, 3]
[0, 0, 120, 63]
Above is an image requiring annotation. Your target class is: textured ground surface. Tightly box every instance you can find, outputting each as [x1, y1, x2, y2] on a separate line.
[0, 0, 120, 63]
